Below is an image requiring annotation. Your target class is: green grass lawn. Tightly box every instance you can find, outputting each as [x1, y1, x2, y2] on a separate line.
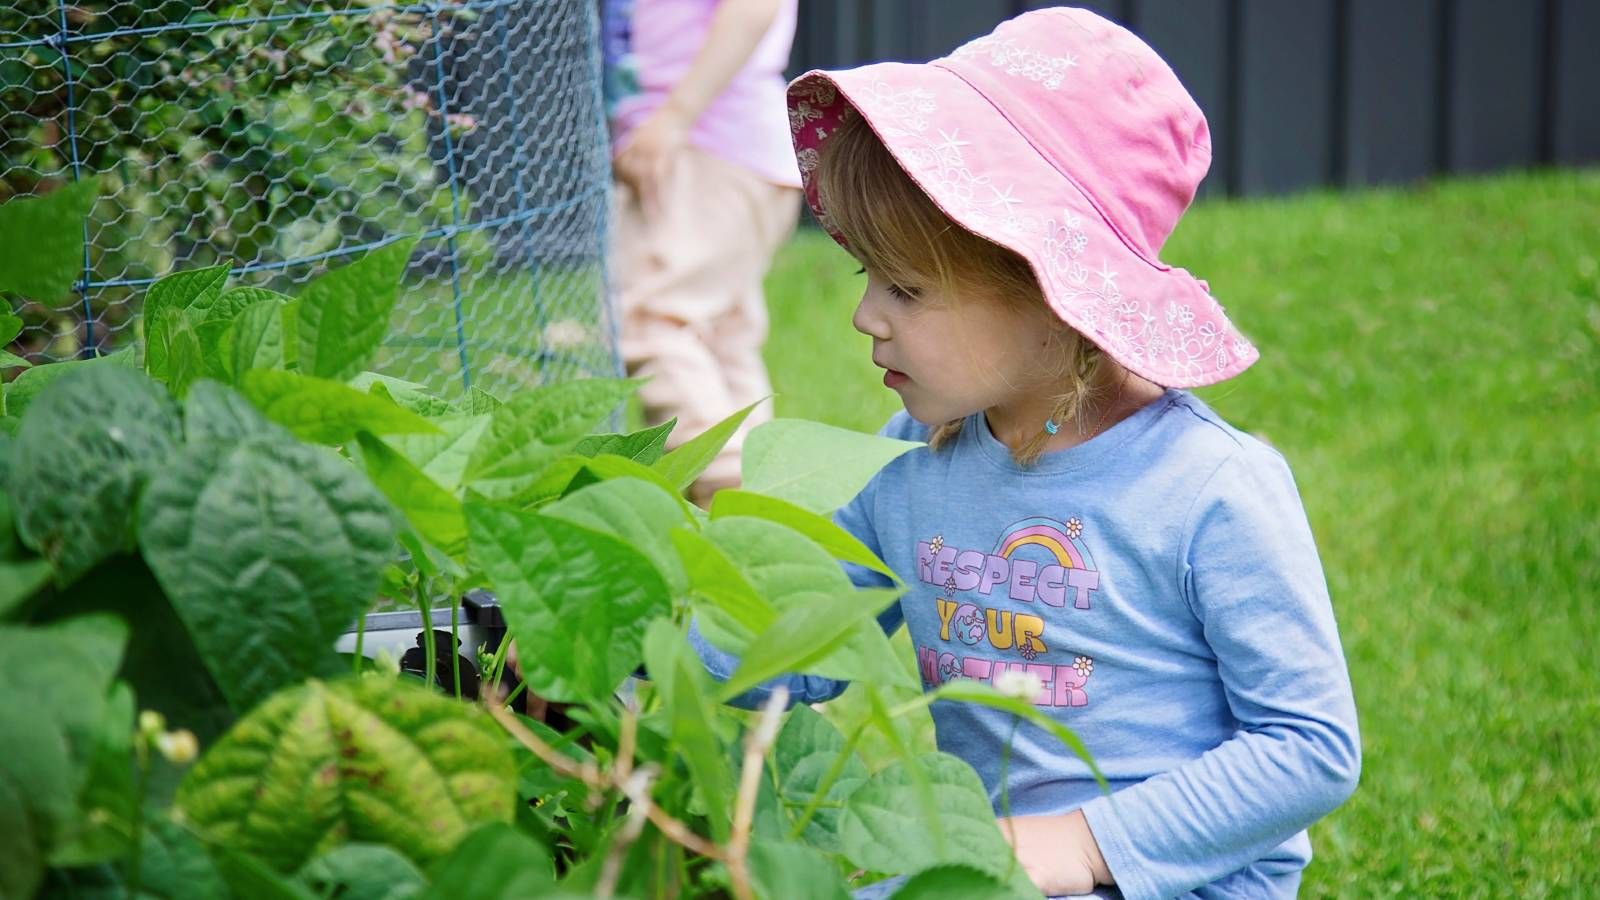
[762, 169, 1600, 896]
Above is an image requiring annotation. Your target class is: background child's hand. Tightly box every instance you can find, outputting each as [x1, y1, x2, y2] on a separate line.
[612, 104, 690, 224]
[998, 811, 1113, 896]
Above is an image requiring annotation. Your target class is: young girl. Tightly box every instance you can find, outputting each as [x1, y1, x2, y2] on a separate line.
[694, 8, 1360, 898]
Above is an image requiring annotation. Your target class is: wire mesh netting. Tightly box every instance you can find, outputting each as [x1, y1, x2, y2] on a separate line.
[1, 0, 618, 399]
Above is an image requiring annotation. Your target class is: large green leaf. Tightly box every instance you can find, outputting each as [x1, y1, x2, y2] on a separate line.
[543, 477, 692, 596]
[47, 681, 136, 867]
[572, 417, 675, 465]
[356, 432, 465, 557]
[652, 401, 758, 491]
[741, 419, 922, 513]
[380, 414, 490, 493]
[137, 432, 397, 712]
[8, 365, 180, 582]
[225, 296, 292, 379]
[747, 839, 851, 900]
[196, 317, 234, 382]
[421, 823, 554, 899]
[145, 264, 232, 320]
[701, 516, 854, 603]
[183, 379, 292, 445]
[720, 587, 902, 701]
[888, 864, 1025, 899]
[0, 614, 127, 900]
[351, 372, 460, 418]
[298, 844, 428, 900]
[464, 378, 634, 502]
[0, 558, 51, 619]
[136, 816, 234, 900]
[207, 286, 293, 324]
[837, 753, 1023, 885]
[240, 369, 439, 445]
[177, 677, 516, 874]
[670, 527, 774, 648]
[641, 619, 733, 842]
[2, 349, 137, 419]
[143, 265, 231, 381]
[466, 503, 669, 703]
[0, 178, 97, 299]
[0, 313, 31, 371]
[772, 704, 868, 854]
[703, 516, 912, 691]
[297, 239, 416, 381]
[211, 844, 322, 899]
[149, 303, 205, 398]
[41, 555, 236, 748]
[711, 489, 897, 581]
[467, 386, 502, 414]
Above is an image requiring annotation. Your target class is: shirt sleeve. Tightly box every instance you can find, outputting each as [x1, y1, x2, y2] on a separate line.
[687, 420, 907, 710]
[1079, 446, 1362, 900]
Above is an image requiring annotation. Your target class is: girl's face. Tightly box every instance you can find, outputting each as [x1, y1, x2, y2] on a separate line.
[852, 265, 1060, 427]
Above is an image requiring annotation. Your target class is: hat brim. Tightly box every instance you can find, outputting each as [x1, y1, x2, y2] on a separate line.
[788, 64, 1258, 389]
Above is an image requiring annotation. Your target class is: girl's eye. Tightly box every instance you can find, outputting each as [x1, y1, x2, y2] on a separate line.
[855, 266, 918, 301]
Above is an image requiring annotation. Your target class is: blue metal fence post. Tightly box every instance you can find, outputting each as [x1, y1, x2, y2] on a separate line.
[52, 4, 94, 358]
[428, 1, 473, 392]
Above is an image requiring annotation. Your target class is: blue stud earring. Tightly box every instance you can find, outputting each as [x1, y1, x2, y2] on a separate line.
[1043, 419, 1060, 435]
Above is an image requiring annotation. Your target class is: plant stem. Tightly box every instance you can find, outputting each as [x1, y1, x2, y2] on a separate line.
[501, 680, 527, 709]
[485, 702, 726, 862]
[486, 630, 513, 692]
[999, 716, 1020, 884]
[415, 580, 436, 691]
[787, 721, 865, 839]
[352, 611, 366, 675]
[127, 741, 150, 894]
[450, 600, 461, 700]
[729, 688, 788, 900]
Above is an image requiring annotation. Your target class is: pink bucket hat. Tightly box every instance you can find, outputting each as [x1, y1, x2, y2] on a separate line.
[787, 7, 1257, 388]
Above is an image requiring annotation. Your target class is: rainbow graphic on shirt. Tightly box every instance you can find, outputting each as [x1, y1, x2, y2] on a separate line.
[994, 516, 1094, 571]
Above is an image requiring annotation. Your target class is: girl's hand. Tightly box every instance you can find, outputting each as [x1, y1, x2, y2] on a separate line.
[613, 103, 691, 224]
[997, 811, 1113, 896]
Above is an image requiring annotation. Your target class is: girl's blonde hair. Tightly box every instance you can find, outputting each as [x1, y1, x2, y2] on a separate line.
[814, 110, 1104, 466]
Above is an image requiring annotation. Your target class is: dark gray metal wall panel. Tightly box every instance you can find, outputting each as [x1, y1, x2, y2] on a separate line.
[914, 0, 1014, 58]
[1344, 0, 1438, 186]
[1236, 0, 1337, 196]
[1133, 0, 1230, 199]
[1023, 0, 1129, 24]
[1552, 0, 1600, 164]
[1447, 0, 1543, 173]
[788, 0, 861, 75]
[868, 0, 920, 61]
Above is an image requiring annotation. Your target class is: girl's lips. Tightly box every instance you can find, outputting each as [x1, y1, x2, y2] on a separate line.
[883, 368, 909, 389]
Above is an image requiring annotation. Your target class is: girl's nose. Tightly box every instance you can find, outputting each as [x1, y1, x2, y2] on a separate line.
[852, 293, 890, 340]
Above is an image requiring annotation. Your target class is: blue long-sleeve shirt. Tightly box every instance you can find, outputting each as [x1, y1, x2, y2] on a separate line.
[692, 390, 1360, 899]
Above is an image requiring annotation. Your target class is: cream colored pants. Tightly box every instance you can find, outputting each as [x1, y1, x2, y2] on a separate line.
[611, 147, 802, 498]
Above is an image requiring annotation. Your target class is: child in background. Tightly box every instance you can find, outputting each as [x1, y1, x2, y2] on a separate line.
[602, 0, 803, 505]
[692, 8, 1361, 898]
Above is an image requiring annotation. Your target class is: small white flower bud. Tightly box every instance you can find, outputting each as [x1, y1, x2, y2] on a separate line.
[993, 670, 1044, 701]
[156, 729, 199, 764]
[138, 710, 166, 737]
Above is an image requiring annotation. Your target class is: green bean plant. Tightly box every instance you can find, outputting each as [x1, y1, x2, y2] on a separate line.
[0, 185, 1097, 899]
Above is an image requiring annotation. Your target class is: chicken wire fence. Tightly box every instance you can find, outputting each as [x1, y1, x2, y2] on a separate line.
[1, 0, 618, 399]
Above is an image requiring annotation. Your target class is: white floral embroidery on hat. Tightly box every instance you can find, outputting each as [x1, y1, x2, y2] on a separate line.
[953, 35, 1080, 90]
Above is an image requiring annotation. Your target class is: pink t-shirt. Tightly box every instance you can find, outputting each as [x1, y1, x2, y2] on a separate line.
[605, 0, 802, 188]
